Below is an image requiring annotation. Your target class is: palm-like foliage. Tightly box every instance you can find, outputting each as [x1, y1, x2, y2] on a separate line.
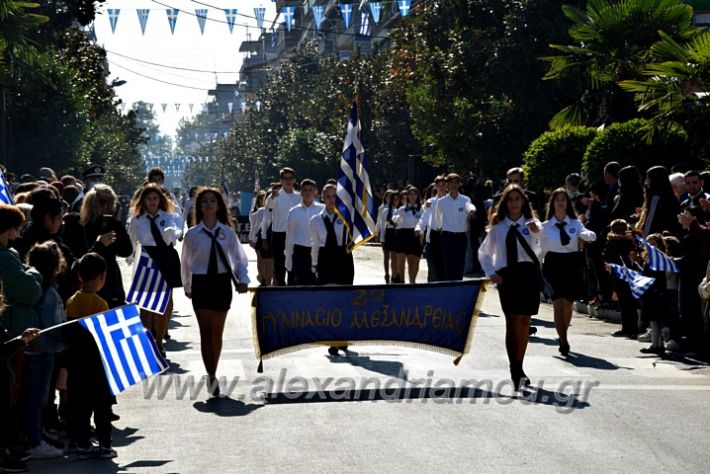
[619, 30, 710, 154]
[543, 0, 696, 128]
[0, 0, 48, 78]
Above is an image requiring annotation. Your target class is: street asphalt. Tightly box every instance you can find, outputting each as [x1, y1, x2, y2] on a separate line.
[28, 245, 710, 473]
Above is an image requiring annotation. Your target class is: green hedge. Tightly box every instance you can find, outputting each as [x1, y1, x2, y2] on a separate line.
[582, 118, 691, 182]
[523, 127, 597, 191]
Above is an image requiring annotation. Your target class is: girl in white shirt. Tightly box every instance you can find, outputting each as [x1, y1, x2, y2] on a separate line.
[478, 185, 542, 391]
[181, 188, 249, 396]
[249, 190, 273, 286]
[127, 184, 183, 356]
[395, 187, 423, 283]
[541, 188, 596, 357]
[375, 190, 400, 284]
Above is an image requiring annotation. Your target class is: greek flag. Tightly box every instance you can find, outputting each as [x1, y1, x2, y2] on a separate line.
[126, 249, 171, 313]
[0, 168, 14, 205]
[283, 6, 295, 32]
[359, 10, 371, 36]
[108, 8, 120, 33]
[254, 6, 266, 29]
[369, 2, 382, 23]
[79, 304, 168, 395]
[608, 263, 656, 299]
[137, 9, 150, 35]
[398, 0, 412, 17]
[336, 102, 377, 250]
[635, 235, 679, 273]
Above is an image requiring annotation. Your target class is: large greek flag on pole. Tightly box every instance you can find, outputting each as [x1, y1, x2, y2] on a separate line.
[0, 168, 14, 205]
[635, 235, 679, 273]
[126, 248, 171, 313]
[608, 263, 656, 299]
[79, 304, 168, 395]
[336, 102, 377, 250]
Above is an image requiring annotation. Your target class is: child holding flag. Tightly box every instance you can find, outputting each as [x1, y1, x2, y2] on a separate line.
[65, 253, 116, 459]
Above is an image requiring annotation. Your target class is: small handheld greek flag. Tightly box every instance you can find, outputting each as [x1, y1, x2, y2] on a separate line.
[79, 304, 168, 395]
[0, 168, 13, 205]
[126, 248, 171, 313]
[608, 263, 656, 299]
[635, 235, 679, 273]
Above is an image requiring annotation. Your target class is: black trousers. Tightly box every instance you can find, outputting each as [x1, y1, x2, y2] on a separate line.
[271, 231, 288, 286]
[429, 230, 445, 282]
[612, 274, 639, 335]
[67, 371, 112, 447]
[291, 245, 316, 286]
[442, 232, 467, 281]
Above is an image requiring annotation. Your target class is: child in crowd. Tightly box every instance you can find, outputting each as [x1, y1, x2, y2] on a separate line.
[662, 235, 683, 353]
[22, 242, 67, 459]
[65, 253, 116, 459]
[635, 234, 667, 355]
[603, 219, 639, 338]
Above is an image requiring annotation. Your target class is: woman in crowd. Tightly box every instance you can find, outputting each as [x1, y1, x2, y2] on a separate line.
[478, 185, 542, 390]
[395, 187, 423, 283]
[62, 184, 133, 308]
[181, 188, 249, 397]
[249, 189, 274, 286]
[541, 188, 596, 356]
[310, 183, 354, 356]
[637, 166, 681, 237]
[127, 184, 183, 357]
[611, 166, 644, 222]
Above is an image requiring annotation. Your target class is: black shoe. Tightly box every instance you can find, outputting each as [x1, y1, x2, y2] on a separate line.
[0, 453, 28, 473]
[385, 274, 390, 284]
[559, 342, 570, 357]
[163, 331, 171, 341]
[640, 346, 665, 355]
[109, 410, 120, 422]
[529, 327, 537, 336]
[328, 347, 340, 356]
[611, 330, 628, 337]
[207, 375, 221, 397]
[510, 364, 531, 391]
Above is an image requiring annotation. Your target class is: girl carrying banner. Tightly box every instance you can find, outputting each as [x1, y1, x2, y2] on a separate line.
[478, 185, 542, 391]
[181, 188, 249, 397]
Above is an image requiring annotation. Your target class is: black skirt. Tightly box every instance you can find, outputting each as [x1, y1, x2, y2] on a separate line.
[317, 248, 354, 285]
[397, 228, 423, 257]
[191, 273, 232, 311]
[144, 245, 183, 288]
[384, 228, 397, 252]
[542, 251, 585, 302]
[497, 262, 541, 316]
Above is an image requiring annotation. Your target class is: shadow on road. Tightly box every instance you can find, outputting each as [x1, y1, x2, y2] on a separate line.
[112, 426, 144, 448]
[193, 397, 262, 417]
[530, 317, 556, 328]
[554, 352, 628, 370]
[328, 349, 407, 380]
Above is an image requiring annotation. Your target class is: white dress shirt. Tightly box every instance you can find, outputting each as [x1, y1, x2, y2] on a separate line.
[127, 210, 183, 263]
[541, 216, 596, 256]
[433, 193, 476, 233]
[285, 201, 325, 271]
[260, 190, 302, 237]
[309, 209, 348, 268]
[478, 216, 543, 278]
[249, 208, 265, 244]
[395, 205, 423, 229]
[180, 221, 250, 294]
[376, 205, 398, 242]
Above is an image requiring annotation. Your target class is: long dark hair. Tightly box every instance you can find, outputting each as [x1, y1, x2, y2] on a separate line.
[638, 166, 676, 231]
[131, 183, 174, 217]
[194, 187, 233, 227]
[545, 187, 577, 221]
[490, 185, 534, 226]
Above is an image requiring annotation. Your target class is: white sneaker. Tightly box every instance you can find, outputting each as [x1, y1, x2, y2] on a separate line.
[665, 339, 681, 352]
[27, 441, 64, 459]
[637, 328, 653, 342]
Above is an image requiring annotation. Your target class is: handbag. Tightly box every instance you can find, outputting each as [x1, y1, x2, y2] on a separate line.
[513, 229, 555, 299]
[698, 261, 710, 300]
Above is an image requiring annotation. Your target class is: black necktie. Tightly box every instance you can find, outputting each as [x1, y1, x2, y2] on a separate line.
[555, 221, 571, 246]
[148, 215, 166, 248]
[407, 206, 418, 215]
[202, 228, 219, 275]
[506, 223, 520, 264]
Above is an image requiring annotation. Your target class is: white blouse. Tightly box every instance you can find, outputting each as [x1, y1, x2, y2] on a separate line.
[541, 216, 596, 255]
[180, 221, 250, 293]
[375, 205, 398, 242]
[394, 205, 423, 229]
[128, 210, 183, 248]
[478, 216, 543, 278]
[260, 190, 302, 237]
[249, 208, 265, 244]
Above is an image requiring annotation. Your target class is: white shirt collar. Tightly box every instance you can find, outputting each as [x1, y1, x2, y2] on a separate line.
[505, 216, 526, 226]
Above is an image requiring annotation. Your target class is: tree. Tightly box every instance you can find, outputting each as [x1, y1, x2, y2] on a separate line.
[543, 0, 696, 128]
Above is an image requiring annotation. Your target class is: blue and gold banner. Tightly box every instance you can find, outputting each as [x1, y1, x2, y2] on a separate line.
[253, 281, 485, 369]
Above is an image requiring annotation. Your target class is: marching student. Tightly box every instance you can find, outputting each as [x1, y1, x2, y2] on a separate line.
[375, 190, 395, 283]
[384, 191, 402, 282]
[285, 179, 324, 285]
[127, 184, 183, 357]
[433, 173, 476, 281]
[181, 188, 249, 397]
[478, 185, 542, 391]
[540, 188, 596, 357]
[416, 176, 447, 282]
[391, 189, 409, 283]
[310, 183, 354, 356]
[395, 187, 423, 283]
[249, 190, 273, 285]
[261, 167, 301, 286]
[415, 183, 437, 282]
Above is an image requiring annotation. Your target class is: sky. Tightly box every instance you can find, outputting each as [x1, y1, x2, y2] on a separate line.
[93, 1, 278, 136]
